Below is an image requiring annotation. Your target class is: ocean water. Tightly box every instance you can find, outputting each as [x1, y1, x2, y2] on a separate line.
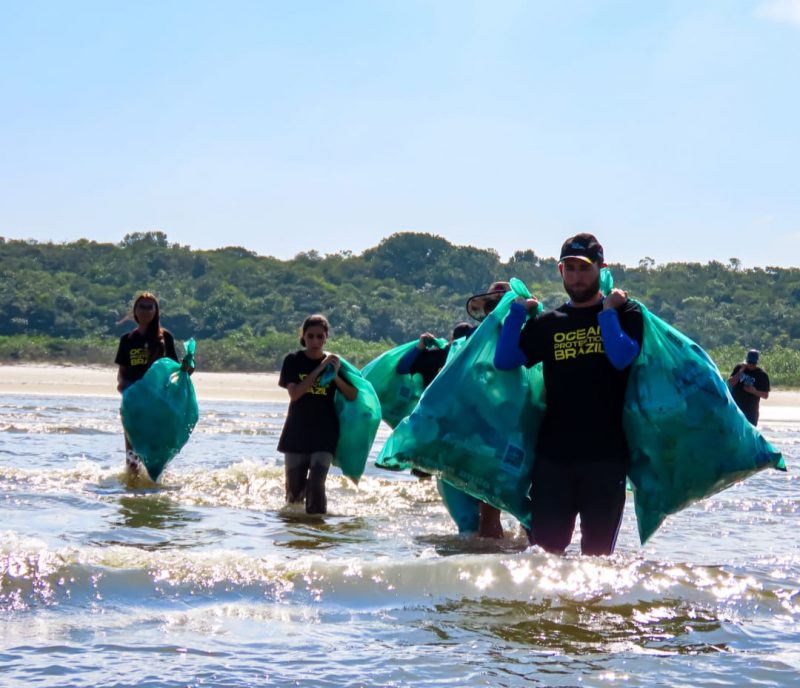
[0, 392, 798, 688]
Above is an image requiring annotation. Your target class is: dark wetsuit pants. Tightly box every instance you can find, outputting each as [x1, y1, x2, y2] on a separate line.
[528, 457, 627, 556]
[284, 451, 332, 514]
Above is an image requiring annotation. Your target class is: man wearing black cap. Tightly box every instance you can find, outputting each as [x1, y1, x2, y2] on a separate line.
[728, 350, 770, 426]
[494, 233, 643, 555]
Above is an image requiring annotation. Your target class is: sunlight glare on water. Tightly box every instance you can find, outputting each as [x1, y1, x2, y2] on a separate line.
[0, 393, 798, 686]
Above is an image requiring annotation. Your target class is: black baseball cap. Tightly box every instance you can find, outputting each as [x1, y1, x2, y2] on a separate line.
[559, 233, 604, 265]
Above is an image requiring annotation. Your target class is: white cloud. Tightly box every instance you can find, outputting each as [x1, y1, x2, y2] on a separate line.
[756, 0, 800, 28]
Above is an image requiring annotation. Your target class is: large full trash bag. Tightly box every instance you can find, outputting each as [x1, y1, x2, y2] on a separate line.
[377, 278, 545, 528]
[374, 430, 410, 473]
[121, 339, 199, 481]
[361, 330, 481, 534]
[600, 266, 614, 296]
[624, 304, 786, 543]
[372, 334, 478, 473]
[437, 478, 481, 534]
[444, 335, 468, 364]
[361, 338, 446, 429]
[371, 333, 467, 474]
[436, 334, 481, 531]
[332, 358, 382, 484]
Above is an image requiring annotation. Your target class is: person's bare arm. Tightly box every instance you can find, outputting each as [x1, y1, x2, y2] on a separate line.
[728, 367, 746, 387]
[327, 353, 358, 401]
[743, 385, 769, 400]
[286, 354, 336, 402]
[117, 366, 128, 393]
[334, 373, 358, 401]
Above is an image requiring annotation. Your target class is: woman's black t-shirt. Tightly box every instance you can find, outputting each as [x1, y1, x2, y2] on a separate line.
[115, 329, 178, 385]
[277, 351, 342, 454]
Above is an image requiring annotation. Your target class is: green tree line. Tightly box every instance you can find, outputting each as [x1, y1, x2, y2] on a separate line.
[2, 231, 799, 384]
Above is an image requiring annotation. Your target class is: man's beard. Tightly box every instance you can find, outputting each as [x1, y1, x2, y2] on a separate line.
[564, 273, 601, 304]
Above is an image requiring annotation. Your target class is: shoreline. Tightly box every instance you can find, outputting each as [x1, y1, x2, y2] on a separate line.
[1, 363, 799, 420]
[0, 363, 287, 403]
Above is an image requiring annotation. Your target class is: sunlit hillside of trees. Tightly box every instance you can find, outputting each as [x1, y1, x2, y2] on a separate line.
[2, 231, 799, 384]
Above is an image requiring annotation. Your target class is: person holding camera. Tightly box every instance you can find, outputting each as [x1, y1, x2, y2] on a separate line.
[728, 349, 770, 426]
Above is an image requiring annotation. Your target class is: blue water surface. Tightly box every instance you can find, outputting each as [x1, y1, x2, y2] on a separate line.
[1, 392, 798, 688]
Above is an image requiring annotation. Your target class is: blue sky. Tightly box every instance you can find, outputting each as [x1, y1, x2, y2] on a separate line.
[1, 0, 798, 267]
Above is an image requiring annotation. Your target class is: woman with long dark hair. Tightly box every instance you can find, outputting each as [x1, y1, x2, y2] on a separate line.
[278, 314, 357, 514]
[115, 292, 185, 475]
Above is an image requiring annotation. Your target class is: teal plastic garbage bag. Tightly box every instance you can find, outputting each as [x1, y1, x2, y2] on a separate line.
[444, 335, 468, 364]
[121, 339, 199, 481]
[372, 337, 454, 471]
[333, 358, 382, 483]
[623, 304, 785, 543]
[362, 338, 446, 429]
[437, 478, 481, 534]
[377, 278, 545, 527]
[600, 266, 614, 296]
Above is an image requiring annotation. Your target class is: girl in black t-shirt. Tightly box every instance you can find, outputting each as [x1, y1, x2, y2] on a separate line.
[114, 292, 187, 476]
[278, 314, 357, 514]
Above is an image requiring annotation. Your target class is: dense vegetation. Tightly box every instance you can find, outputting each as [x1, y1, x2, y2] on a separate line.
[2, 231, 799, 384]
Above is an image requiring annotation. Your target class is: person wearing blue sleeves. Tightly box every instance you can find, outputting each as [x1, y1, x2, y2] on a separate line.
[394, 323, 472, 484]
[396, 322, 475, 387]
[396, 282, 514, 386]
[494, 234, 643, 555]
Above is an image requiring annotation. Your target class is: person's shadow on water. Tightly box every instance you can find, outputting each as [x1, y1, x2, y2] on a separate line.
[415, 531, 530, 557]
[116, 494, 200, 531]
[272, 509, 371, 550]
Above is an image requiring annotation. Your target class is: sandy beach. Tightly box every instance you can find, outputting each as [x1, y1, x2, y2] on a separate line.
[2, 363, 799, 421]
[0, 364, 287, 403]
